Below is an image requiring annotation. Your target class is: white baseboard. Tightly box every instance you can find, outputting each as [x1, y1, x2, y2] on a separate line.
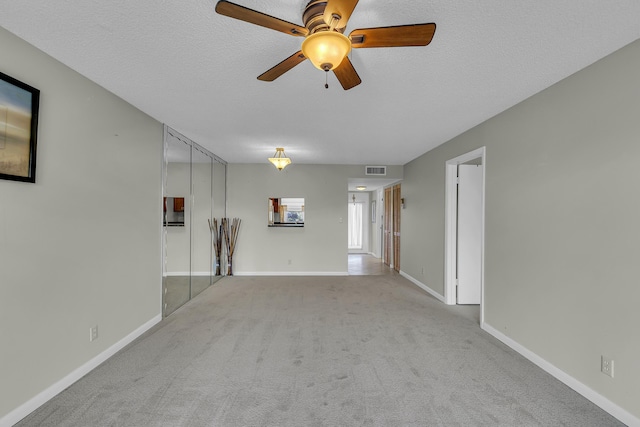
[399, 270, 446, 303]
[481, 322, 640, 427]
[164, 271, 190, 277]
[191, 271, 216, 277]
[233, 271, 349, 277]
[1, 314, 162, 427]
[164, 272, 223, 277]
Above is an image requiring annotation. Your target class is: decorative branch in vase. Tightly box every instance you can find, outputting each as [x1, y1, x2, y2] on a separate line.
[222, 217, 241, 276]
[208, 218, 223, 276]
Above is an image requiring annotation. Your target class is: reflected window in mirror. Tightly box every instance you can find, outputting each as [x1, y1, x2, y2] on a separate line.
[268, 198, 304, 227]
[164, 197, 185, 226]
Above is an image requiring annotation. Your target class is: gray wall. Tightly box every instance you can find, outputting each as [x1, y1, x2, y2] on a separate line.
[227, 164, 401, 274]
[0, 27, 163, 419]
[402, 39, 640, 419]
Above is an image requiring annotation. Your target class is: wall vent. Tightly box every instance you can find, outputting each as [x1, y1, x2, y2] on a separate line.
[365, 166, 387, 176]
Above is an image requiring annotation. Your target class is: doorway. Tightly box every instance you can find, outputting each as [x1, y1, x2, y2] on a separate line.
[444, 148, 486, 319]
[347, 186, 390, 275]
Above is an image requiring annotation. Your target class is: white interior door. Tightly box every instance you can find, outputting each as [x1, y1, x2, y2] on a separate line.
[457, 164, 483, 304]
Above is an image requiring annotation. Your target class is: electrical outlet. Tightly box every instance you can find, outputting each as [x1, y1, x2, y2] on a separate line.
[89, 325, 98, 342]
[601, 356, 614, 378]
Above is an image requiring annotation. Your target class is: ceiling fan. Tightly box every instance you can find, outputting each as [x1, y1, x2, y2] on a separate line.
[215, 0, 436, 90]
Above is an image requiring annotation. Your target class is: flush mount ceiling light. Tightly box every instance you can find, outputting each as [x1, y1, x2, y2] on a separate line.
[356, 186, 367, 191]
[268, 147, 291, 171]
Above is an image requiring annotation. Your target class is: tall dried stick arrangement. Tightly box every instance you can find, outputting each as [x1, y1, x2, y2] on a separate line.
[222, 217, 241, 276]
[208, 218, 223, 276]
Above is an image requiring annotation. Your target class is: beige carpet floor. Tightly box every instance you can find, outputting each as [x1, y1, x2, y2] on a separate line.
[16, 275, 622, 426]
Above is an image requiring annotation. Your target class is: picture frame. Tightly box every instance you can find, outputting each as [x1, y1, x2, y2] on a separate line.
[0, 71, 40, 183]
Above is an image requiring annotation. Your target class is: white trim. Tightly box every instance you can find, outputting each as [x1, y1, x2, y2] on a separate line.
[233, 271, 349, 276]
[444, 147, 486, 324]
[191, 271, 214, 277]
[399, 270, 446, 303]
[164, 271, 191, 277]
[0, 315, 162, 427]
[163, 271, 213, 277]
[481, 322, 640, 427]
[444, 161, 458, 305]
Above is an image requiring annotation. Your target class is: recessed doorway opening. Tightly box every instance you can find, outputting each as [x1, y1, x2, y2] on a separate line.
[444, 147, 486, 323]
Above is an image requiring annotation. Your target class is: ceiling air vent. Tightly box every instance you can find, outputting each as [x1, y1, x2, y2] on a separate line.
[365, 166, 387, 176]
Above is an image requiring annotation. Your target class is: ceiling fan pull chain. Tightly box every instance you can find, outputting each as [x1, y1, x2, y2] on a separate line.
[325, 70, 329, 89]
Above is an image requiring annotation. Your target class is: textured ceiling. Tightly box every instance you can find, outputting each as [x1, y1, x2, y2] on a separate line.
[1, 1, 639, 168]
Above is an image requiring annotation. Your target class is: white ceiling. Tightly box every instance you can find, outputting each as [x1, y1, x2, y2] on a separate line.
[1, 1, 639, 168]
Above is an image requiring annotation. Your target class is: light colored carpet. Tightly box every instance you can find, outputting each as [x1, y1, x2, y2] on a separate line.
[16, 275, 622, 426]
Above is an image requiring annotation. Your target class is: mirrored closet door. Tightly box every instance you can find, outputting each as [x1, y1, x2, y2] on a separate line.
[163, 126, 226, 317]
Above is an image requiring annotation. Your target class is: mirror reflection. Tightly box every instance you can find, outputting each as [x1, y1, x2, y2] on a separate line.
[163, 127, 227, 318]
[163, 197, 185, 226]
[190, 146, 213, 299]
[268, 197, 305, 227]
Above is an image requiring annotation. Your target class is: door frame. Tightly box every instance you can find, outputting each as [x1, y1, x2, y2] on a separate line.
[392, 183, 401, 272]
[383, 186, 393, 266]
[444, 147, 486, 318]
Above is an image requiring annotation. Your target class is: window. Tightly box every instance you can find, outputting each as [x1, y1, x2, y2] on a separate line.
[348, 202, 363, 249]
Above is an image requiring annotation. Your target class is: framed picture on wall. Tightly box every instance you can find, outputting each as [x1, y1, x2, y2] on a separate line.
[0, 71, 40, 183]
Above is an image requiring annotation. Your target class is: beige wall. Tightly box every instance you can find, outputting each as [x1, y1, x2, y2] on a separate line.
[0, 27, 163, 419]
[227, 164, 401, 274]
[402, 39, 640, 419]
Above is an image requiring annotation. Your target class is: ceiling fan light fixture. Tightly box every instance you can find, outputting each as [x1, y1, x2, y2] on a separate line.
[268, 147, 292, 171]
[301, 31, 351, 71]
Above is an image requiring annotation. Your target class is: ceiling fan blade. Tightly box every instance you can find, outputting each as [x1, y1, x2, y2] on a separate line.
[215, 1, 308, 37]
[349, 23, 436, 48]
[333, 56, 361, 90]
[323, 0, 359, 30]
[257, 51, 307, 82]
